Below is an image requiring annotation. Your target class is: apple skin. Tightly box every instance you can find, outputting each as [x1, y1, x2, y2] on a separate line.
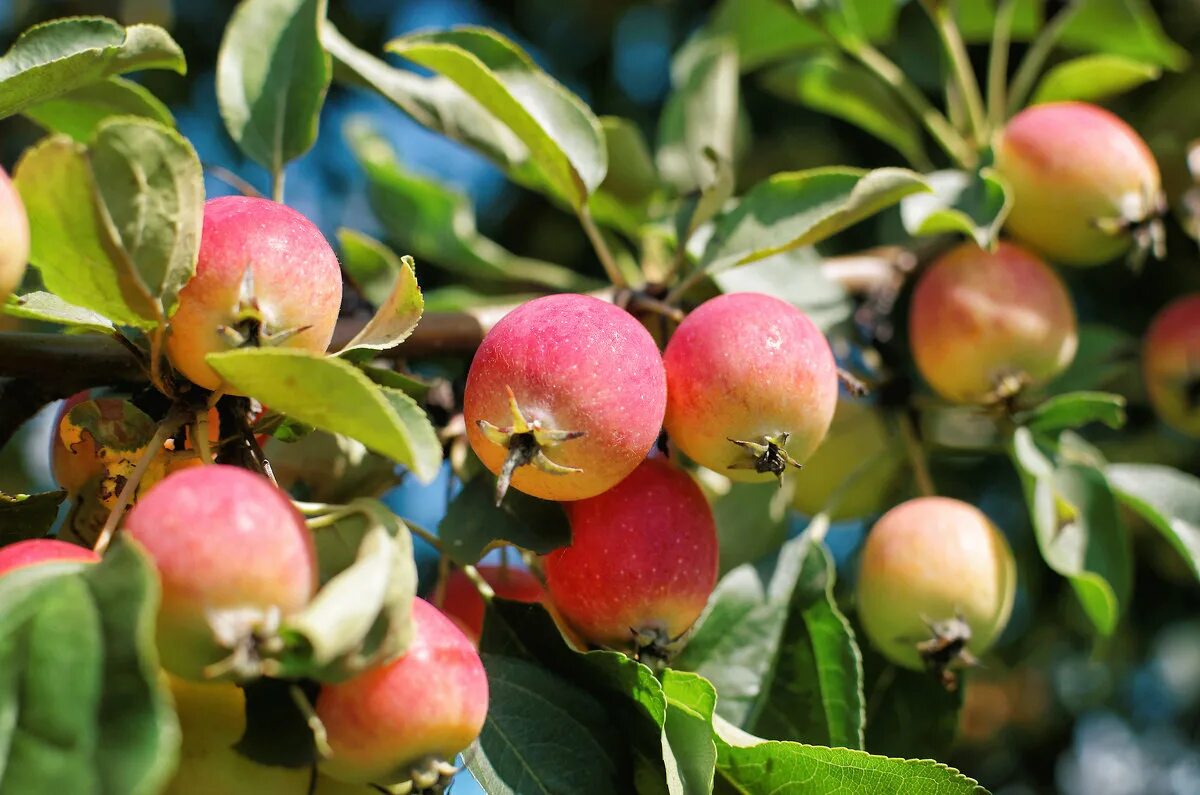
[440, 564, 543, 644]
[464, 293, 667, 501]
[166, 196, 342, 393]
[315, 598, 488, 786]
[662, 292, 838, 483]
[791, 400, 904, 520]
[163, 676, 310, 795]
[124, 465, 318, 680]
[0, 539, 98, 577]
[995, 101, 1161, 266]
[0, 165, 29, 301]
[909, 241, 1078, 403]
[1143, 293, 1200, 437]
[541, 457, 719, 652]
[856, 497, 1016, 670]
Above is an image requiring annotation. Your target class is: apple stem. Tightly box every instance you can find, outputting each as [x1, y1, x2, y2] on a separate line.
[897, 412, 936, 498]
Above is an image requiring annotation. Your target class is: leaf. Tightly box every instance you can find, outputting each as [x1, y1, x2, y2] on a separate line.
[217, 0, 332, 175]
[700, 167, 929, 275]
[1105, 464, 1200, 580]
[1047, 323, 1138, 394]
[1019, 391, 1127, 434]
[346, 119, 595, 291]
[589, 117, 660, 235]
[1010, 429, 1132, 635]
[761, 54, 928, 168]
[89, 117, 204, 314]
[438, 475, 571, 566]
[750, 544, 864, 750]
[336, 255, 422, 355]
[712, 715, 987, 795]
[899, 168, 1011, 250]
[0, 17, 185, 119]
[386, 27, 606, 208]
[22, 77, 173, 142]
[14, 135, 159, 327]
[0, 536, 178, 795]
[955, 0, 1041, 42]
[1059, 0, 1188, 71]
[464, 654, 630, 795]
[234, 678, 318, 768]
[1032, 54, 1161, 104]
[713, 248, 852, 334]
[657, 37, 739, 197]
[4, 292, 115, 334]
[920, 405, 1008, 452]
[0, 491, 67, 544]
[207, 348, 442, 482]
[337, 228, 401, 308]
[279, 501, 417, 680]
[661, 670, 717, 795]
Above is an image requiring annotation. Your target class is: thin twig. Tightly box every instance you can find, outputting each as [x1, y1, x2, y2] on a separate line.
[461, 564, 496, 601]
[578, 207, 628, 288]
[1007, 1, 1082, 115]
[925, 1, 988, 143]
[987, 0, 1018, 129]
[897, 411, 936, 497]
[93, 411, 185, 555]
[202, 163, 263, 198]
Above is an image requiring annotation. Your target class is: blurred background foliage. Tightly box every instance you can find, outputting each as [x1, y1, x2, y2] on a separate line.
[1, 1, 1199, 794]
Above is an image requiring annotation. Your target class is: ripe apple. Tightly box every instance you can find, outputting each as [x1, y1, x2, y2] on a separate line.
[1142, 293, 1200, 436]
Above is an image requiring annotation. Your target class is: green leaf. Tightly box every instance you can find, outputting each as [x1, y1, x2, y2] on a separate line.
[0, 491, 67, 544]
[1047, 323, 1138, 394]
[713, 248, 852, 334]
[706, 479, 790, 575]
[0, 536, 179, 795]
[700, 167, 928, 275]
[4, 292, 115, 334]
[1011, 429, 1132, 635]
[437, 475, 571, 566]
[749, 544, 865, 750]
[89, 117, 204, 314]
[899, 168, 1011, 250]
[386, 27, 606, 208]
[337, 228, 401, 308]
[346, 119, 595, 291]
[0, 17, 184, 119]
[661, 670, 717, 795]
[657, 37, 739, 197]
[955, 0, 1042, 43]
[713, 715, 987, 795]
[1032, 54, 1161, 104]
[22, 77, 173, 142]
[589, 117, 660, 235]
[207, 348, 442, 482]
[217, 0, 332, 176]
[336, 255, 422, 355]
[14, 135, 159, 327]
[761, 54, 928, 169]
[1059, 0, 1188, 71]
[464, 654, 630, 795]
[1105, 464, 1200, 580]
[1019, 391, 1127, 433]
[279, 501, 417, 680]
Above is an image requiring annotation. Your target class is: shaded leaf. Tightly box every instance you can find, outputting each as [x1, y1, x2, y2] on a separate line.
[1059, 0, 1187, 71]
[1032, 54, 1161, 104]
[207, 348, 442, 482]
[0, 17, 184, 119]
[438, 475, 571, 566]
[899, 168, 1011, 250]
[661, 670, 718, 795]
[22, 77, 173, 141]
[590, 116, 660, 235]
[336, 255, 423, 355]
[1019, 391, 1127, 434]
[713, 248, 851, 333]
[217, 0, 331, 175]
[1106, 464, 1200, 580]
[657, 36, 739, 197]
[0, 491, 67, 544]
[337, 228, 401, 308]
[4, 292, 115, 334]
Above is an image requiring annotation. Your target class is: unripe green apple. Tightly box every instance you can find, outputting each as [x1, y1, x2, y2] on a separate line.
[995, 101, 1163, 266]
[167, 196, 342, 393]
[164, 676, 309, 795]
[857, 497, 1016, 678]
[1143, 293, 1200, 436]
[663, 293, 838, 483]
[316, 597, 487, 787]
[0, 165, 29, 301]
[0, 539, 97, 577]
[791, 400, 904, 520]
[910, 241, 1077, 403]
[124, 465, 318, 680]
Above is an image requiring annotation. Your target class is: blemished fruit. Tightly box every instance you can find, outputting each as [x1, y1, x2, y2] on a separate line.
[441, 564, 543, 644]
[542, 457, 719, 657]
[316, 597, 488, 787]
[1143, 294, 1200, 436]
[996, 101, 1163, 266]
[663, 292, 838, 483]
[124, 465, 318, 680]
[166, 196, 342, 393]
[164, 676, 309, 795]
[909, 241, 1078, 404]
[791, 400, 905, 520]
[464, 293, 667, 502]
[0, 539, 98, 577]
[0, 165, 29, 302]
[857, 497, 1016, 683]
